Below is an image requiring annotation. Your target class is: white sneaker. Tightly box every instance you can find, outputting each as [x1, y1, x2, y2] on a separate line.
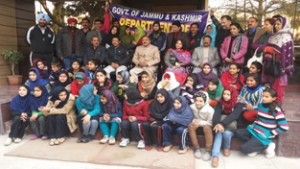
[119, 138, 130, 147]
[137, 140, 145, 149]
[4, 138, 13, 146]
[14, 138, 22, 143]
[108, 137, 116, 145]
[99, 136, 109, 144]
[247, 152, 258, 157]
[203, 151, 211, 161]
[265, 142, 276, 158]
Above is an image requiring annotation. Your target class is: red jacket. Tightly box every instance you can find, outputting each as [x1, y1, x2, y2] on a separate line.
[122, 100, 149, 121]
[221, 71, 244, 92]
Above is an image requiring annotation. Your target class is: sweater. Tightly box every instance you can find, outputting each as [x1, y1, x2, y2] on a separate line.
[212, 102, 243, 128]
[122, 100, 149, 121]
[190, 103, 214, 126]
[238, 85, 264, 110]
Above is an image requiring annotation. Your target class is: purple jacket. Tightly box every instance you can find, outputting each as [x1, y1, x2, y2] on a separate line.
[220, 35, 248, 65]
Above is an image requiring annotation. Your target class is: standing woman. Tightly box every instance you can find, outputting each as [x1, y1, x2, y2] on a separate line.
[200, 24, 217, 47]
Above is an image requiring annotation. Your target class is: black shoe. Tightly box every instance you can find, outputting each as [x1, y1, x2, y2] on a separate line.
[77, 135, 86, 143]
[82, 135, 90, 143]
[88, 134, 94, 141]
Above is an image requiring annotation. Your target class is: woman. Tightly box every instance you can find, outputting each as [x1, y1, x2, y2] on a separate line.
[200, 24, 217, 47]
[137, 70, 157, 101]
[102, 26, 120, 48]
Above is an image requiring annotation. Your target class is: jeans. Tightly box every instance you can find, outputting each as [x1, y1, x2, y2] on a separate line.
[99, 120, 120, 137]
[212, 130, 234, 157]
[235, 129, 267, 154]
[64, 54, 83, 69]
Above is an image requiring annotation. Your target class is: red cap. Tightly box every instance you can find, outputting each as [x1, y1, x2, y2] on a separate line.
[67, 18, 77, 24]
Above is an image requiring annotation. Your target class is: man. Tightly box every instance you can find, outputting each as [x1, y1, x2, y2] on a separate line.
[81, 18, 91, 36]
[56, 17, 86, 69]
[130, 36, 160, 81]
[166, 21, 190, 50]
[186, 22, 202, 52]
[26, 13, 55, 68]
[84, 36, 108, 68]
[86, 19, 106, 46]
[104, 36, 130, 78]
[192, 35, 220, 74]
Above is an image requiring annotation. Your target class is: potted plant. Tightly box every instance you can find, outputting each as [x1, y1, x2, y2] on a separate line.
[2, 49, 24, 85]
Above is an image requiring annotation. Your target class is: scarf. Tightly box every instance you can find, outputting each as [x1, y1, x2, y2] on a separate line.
[95, 78, 113, 95]
[157, 72, 180, 91]
[10, 86, 31, 113]
[78, 84, 95, 107]
[167, 49, 191, 65]
[33, 59, 47, 79]
[54, 70, 71, 88]
[149, 89, 173, 120]
[117, 70, 130, 85]
[50, 86, 70, 108]
[101, 89, 119, 114]
[233, 34, 244, 54]
[125, 88, 143, 105]
[197, 63, 218, 87]
[139, 70, 156, 95]
[70, 72, 88, 96]
[167, 96, 193, 126]
[220, 86, 239, 114]
[207, 79, 223, 100]
[30, 87, 49, 111]
[28, 68, 49, 93]
[200, 24, 217, 46]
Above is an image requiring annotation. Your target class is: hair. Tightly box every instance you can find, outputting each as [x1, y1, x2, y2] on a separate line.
[112, 18, 119, 24]
[229, 63, 243, 86]
[140, 70, 150, 77]
[221, 15, 232, 21]
[264, 18, 276, 26]
[190, 22, 199, 28]
[250, 61, 263, 73]
[230, 22, 244, 33]
[209, 77, 219, 86]
[272, 14, 283, 20]
[175, 39, 187, 50]
[91, 35, 100, 41]
[88, 58, 99, 66]
[141, 35, 150, 41]
[249, 16, 258, 22]
[112, 36, 120, 41]
[51, 59, 62, 67]
[246, 73, 261, 86]
[96, 69, 107, 76]
[263, 87, 279, 115]
[94, 18, 103, 24]
[81, 17, 90, 23]
[203, 35, 212, 42]
[71, 59, 82, 67]
[33, 85, 43, 91]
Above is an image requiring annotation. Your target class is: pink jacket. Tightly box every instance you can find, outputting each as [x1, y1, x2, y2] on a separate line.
[220, 35, 248, 65]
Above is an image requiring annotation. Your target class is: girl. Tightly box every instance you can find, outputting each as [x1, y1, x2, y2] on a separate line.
[68, 60, 85, 80]
[164, 39, 191, 85]
[99, 90, 122, 145]
[25, 68, 51, 95]
[40, 86, 77, 146]
[205, 78, 223, 108]
[102, 26, 120, 48]
[197, 63, 218, 88]
[221, 63, 244, 92]
[181, 73, 202, 104]
[119, 88, 149, 149]
[93, 70, 113, 95]
[141, 89, 173, 151]
[70, 72, 88, 97]
[200, 24, 217, 47]
[235, 88, 289, 158]
[53, 70, 71, 92]
[249, 61, 263, 75]
[33, 59, 49, 79]
[119, 25, 134, 48]
[239, 73, 264, 122]
[157, 72, 181, 100]
[188, 91, 214, 160]
[162, 96, 193, 154]
[137, 70, 157, 101]
[4, 85, 31, 146]
[111, 70, 130, 102]
[86, 58, 99, 84]
[211, 87, 243, 167]
[75, 84, 100, 143]
[29, 85, 49, 140]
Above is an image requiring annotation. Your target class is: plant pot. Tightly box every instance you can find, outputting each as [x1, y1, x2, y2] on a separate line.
[7, 75, 22, 85]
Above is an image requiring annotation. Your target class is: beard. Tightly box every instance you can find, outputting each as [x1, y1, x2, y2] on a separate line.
[38, 22, 46, 28]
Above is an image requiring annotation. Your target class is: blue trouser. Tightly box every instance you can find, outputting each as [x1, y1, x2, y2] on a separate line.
[64, 54, 83, 69]
[99, 120, 120, 137]
[162, 121, 189, 150]
[212, 130, 234, 157]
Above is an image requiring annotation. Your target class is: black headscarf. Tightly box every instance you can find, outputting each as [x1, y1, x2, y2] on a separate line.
[125, 88, 143, 105]
[149, 89, 172, 121]
[54, 70, 71, 88]
[51, 86, 70, 108]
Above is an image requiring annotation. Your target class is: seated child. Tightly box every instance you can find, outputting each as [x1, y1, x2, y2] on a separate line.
[25, 68, 51, 95]
[68, 59, 85, 80]
[197, 63, 218, 88]
[181, 73, 202, 104]
[86, 58, 99, 84]
[205, 78, 223, 107]
[70, 72, 88, 97]
[49, 59, 64, 86]
[221, 63, 244, 92]
[53, 70, 71, 92]
[93, 69, 113, 95]
[111, 70, 131, 103]
[157, 72, 180, 100]
[33, 59, 49, 79]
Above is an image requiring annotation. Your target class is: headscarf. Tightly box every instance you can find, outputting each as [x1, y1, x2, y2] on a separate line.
[117, 70, 130, 85]
[186, 73, 199, 88]
[197, 63, 218, 87]
[220, 86, 239, 114]
[149, 89, 173, 120]
[36, 13, 50, 24]
[30, 86, 49, 111]
[132, 26, 146, 43]
[101, 90, 119, 114]
[139, 70, 156, 95]
[54, 70, 71, 88]
[157, 72, 180, 91]
[28, 68, 49, 93]
[78, 84, 95, 107]
[70, 72, 88, 96]
[33, 59, 47, 79]
[207, 79, 224, 100]
[167, 49, 191, 65]
[200, 24, 217, 46]
[167, 96, 193, 126]
[125, 88, 143, 105]
[10, 85, 31, 113]
[119, 26, 134, 45]
[50, 86, 70, 108]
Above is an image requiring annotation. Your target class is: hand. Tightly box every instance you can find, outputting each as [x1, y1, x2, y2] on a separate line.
[82, 114, 91, 124]
[162, 80, 170, 89]
[39, 107, 50, 113]
[230, 84, 237, 89]
[54, 100, 61, 107]
[185, 83, 192, 89]
[118, 84, 128, 89]
[103, 114, 110, 122]
[20, 113, 27, 122]
[141, 92, 147, 98]
[81, 109, 87, 116]
[246, 104, 254, 110]
[68, 72, 73, 78]
[175, 62, 180, 67]
[30, 114, 39, 122]
[210, 9, 215, 17]
[104, 2, 109, 12]
[129, 76, 136, 83]
[192, 119, 200, 127]
[128, 116, 136, 122]
[132, 41, 137, 45]
[59, 56, 64, 61]
[139, 61, 146, 67]
[224, 58, 232, 63]
[213, 124, 225, 133]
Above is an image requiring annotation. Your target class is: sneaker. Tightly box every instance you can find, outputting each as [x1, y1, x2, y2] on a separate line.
[211, 157, 219, 168]
[248, 152, 258, 157]
[119, 138, 130, 147]
[203, 151, 211, 161]
[41, 136, 48, 140]
[265, 142, 276, 158]
[100, 136, 109, 144]
[223, 148, 231, 157]
[178, 147, 189, 154]
[145, 146, 153, 151]
[30, 135, 39, 140]
[156, 146, 163, 151]
[14, 138, 22, 143]
[49, 139, 56, 146]
[55, 137, 65, 145]
[194, 148, 202, 159]
[4, 138, 13, 146]
[108, 137, 116, 145]
[137, 140, 145, 149]
[163, 145, 173, 152]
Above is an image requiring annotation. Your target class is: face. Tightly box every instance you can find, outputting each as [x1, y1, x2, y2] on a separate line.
[37, 61, 44, 70]
[125, 28, 130, 34]
[173, 99, 182, 110]
[153, 24, 160, 31]
[222, 90, 231, 101]
[156, 93, 165, 104]
[171, 25, 180, 33]
[33, 87, 42, 97]
[113, 21, 119, 27]
[141, 74, 150, 83]
[175, 40, 183, 50]
[111, 27, 118, 35]
[190, 24, 199, 34]
[116, 74, 123, 84]
[274, 20, 282, 32]
[230, 25, 240, 36]
[208, 82, 217, 91]
[262, 92, 276, 104]
[248, 18, 258, 29]
[264, 21, 273, 32]
[142, 37, 150, 46]
[72, 61, 80, 70]
[29, 71, 37, 81]
[68, 22, 76, 27]
[221, 18, 231, 30]
[112, 38, 120, 47]
[96, 72, 106, 83]
[51, 65, 60, 72]
[100, 95, 107, 104]
[202, 65, 211, 74]
[58, 91, 67, 101]
[249, 65, 259, 74]
[94, 21, 102, 30]
[206, 26, 212, 34]
[59, 73, 68, 83]
[38, 18, 47, 27]
[203, 37, 211, 47]
[186, 77, 194, 86]
[88, 61, 97, 71]
[91, 37, 100, 47]
[229, 65, 240, 76]
[18, 86, 28, 97]
[246, 76, 257, 87]
[76, 79, 84, 85]
[195, 97, 205, 109]
[81, 20, 90, 29]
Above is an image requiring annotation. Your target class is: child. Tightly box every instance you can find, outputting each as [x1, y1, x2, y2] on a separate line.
[4, 85, 31, 146]
[68, 60, 85, 80]
[235, 88, 289, 158]
[94, 69, 113, 95]
[86, 58, 99, 84]
[49, 60, 64, 85]
[39, 86, 77, 146]
[29, 85, 49, 140]
[25, 68, 51, 95]
[162, 96, 194, 154]
[249, 61, 262, 76]
[33, 59, 49, 79]
[137, 70, 157, 101]
[111, 70, 131, 102]
[99, 90, 122, 145]
[197, 63, 218, 88]
[119, 88, 149, 149]
[188, 91, 214, 160]
[205, 78, 223, 107]
[181, 73, 202, 104]
[157, 72, 181, 100]
[75, 84, 100, 143]
[70, 72, 88, 97]
[239, 73, 264, 122]
[221, 63, 244, 92]
[142, 89, 173, 151]
[53, 70, 71, 92]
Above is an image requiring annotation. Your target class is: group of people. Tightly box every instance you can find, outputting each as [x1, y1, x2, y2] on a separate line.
[5, 4, 293, 168]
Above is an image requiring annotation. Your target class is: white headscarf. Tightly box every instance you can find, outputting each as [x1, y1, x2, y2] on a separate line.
[157, 72, 180, 91]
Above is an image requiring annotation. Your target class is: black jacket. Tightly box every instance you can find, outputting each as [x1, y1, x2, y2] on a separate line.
[84, 45, 108, 65]
[106, 45, 131, 66]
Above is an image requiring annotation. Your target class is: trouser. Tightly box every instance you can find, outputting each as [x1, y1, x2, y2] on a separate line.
[120, 120, 143, 141]
[104, 65, 127, 79]
[188, 124, 213, 151]
[77, 116, 99, 136]
[30, 115, 46, 136]
[211, 130, 234, 157]
[235, 128, 267, 154]
[141, 121, 163, 146]
[9, 116, 29, 139]
[99, 120, 120, 137]
[162, 121, 189, 150]
[30, 52, 53, 69]
[47, 115, 68, 139]
[64, 54, 83, 69]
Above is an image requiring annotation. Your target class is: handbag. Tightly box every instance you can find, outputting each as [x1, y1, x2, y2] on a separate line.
[221, 115, 237, 131]
[247, 48, 263, 68]
[263, 54, 281, 77]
